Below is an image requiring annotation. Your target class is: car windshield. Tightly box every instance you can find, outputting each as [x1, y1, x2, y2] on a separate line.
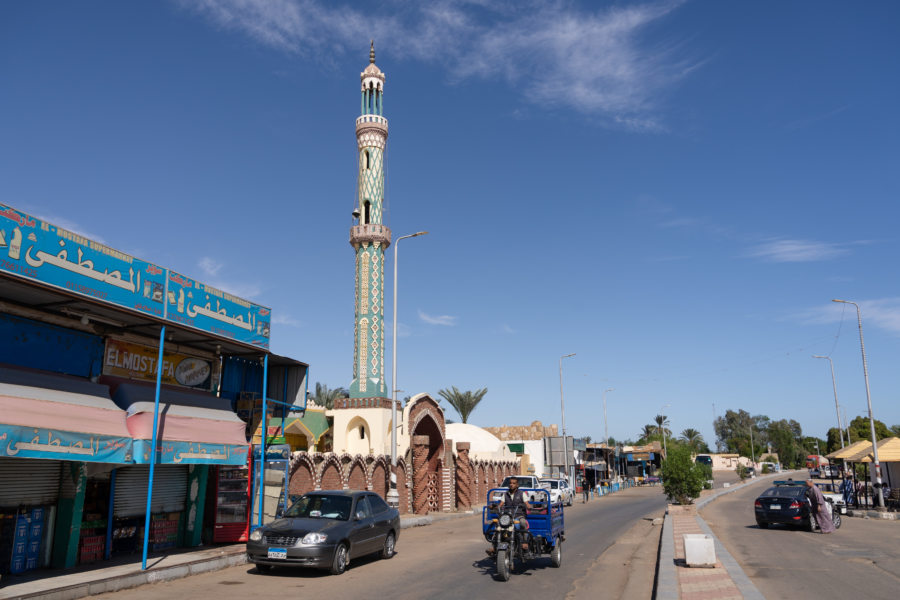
[542, 480, 559, 489]
[501, 477, 532, 488]
[284, 494, 353, 520]
[760, 486, 806, 498]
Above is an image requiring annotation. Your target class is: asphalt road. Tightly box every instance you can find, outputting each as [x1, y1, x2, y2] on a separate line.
[702, 476, 900, 600]
[93, 486, 667, 600]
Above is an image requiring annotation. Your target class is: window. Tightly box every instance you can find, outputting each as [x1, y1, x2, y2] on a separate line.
[364, 201, 371, 224]
[356, 496, 373, 519]
[365, 150, 370, 170]
[368, 494, 390, 514]
[359, 425, 366, 439]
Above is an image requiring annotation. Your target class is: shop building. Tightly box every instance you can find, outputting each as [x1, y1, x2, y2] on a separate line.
[0, 203, 307, 575]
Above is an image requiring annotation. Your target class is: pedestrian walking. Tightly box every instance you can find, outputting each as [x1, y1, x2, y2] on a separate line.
[840, 475, 853, 508]
[805, 479, 835, 533]
[581, 479, 589, 503]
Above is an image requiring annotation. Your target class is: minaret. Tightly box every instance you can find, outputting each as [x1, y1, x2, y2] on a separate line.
[349, 41, 391, 401]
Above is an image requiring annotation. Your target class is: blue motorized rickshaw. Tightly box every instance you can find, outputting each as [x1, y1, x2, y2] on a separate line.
[482, 487, 565, 581]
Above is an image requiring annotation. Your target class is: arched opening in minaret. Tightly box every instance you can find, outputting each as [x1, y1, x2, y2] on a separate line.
[364, 201, 371, 224]
[365, 150, 370, 170]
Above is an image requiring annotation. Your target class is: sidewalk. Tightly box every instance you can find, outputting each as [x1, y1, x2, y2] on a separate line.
[0, 510, 476, 600]
[656, 472, 793, 600]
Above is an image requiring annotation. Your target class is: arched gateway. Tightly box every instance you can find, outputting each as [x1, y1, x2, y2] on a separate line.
[407, 395, 447, 514]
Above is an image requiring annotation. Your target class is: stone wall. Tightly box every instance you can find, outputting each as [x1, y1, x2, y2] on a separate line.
[287, 449, 518, 515]
[484, 420, 558, 441]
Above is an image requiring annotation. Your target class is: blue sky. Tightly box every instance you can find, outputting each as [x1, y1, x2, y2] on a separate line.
[2, 1, 899, 447]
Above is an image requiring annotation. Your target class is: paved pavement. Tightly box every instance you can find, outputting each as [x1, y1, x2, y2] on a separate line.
[701, 474, 900, 600]
[31, 485, 664, 600]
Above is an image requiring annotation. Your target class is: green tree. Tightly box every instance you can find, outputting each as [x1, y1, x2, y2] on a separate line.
[714, 409, 769, 459]
[661, 444, 706, 505]
[680, 428, 704, 453]
[311, 382, 348, 410]
[891, 424, 900, 437]
[766, 419, 805, 469]
[639, 424, 658, 442]
[437, 386, 488, 424]
[846, 416, 893, 443]
[654, 414, 672, 438]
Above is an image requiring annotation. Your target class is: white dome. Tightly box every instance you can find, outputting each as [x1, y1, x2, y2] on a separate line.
[447, 423, 513, 459]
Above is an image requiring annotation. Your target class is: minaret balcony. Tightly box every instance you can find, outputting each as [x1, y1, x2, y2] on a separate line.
[356, 115, 388, 139]
[350, 224, 392, 248]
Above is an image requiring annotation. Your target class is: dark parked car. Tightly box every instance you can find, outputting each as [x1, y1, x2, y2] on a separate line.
[754, 481, 841, 531]
[247, 490, 400, 575]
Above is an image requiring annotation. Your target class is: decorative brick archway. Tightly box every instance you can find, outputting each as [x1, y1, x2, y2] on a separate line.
[407, 395, 447, 514]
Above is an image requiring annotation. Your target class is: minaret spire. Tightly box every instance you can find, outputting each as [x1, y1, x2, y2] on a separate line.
[349, 46, 390, 400]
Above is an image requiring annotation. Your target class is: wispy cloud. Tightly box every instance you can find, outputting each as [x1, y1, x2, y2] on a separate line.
[418, 309, 457, 326]
[198, 256, 223, 277]
[34, 213, 107, 245]
[180, 0, 696, 130]
[502, 324, 516, 334]
[746, 239, 850, 263]
[196, 256, 261, 299]
[785, 104, 849, 131]
[271, 313, 301, 327]
[797, 298, 900, 335]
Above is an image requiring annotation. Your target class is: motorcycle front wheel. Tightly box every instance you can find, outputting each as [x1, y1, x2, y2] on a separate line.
[497, 549, 512, 581]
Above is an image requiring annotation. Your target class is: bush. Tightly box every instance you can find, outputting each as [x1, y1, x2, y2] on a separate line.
[761, 463, 771, 474]
[661, 445, 706, 504]
[736, 464, 749, 481]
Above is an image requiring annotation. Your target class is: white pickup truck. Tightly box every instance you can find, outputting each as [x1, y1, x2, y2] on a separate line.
[490, 475, 549, 504]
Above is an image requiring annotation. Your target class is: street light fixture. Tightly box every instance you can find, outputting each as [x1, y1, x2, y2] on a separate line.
[603, 388, 614, 447]
[559, 353, 576, 482]
[812, 355, 846, 449]
[832, 299, 885, 509]
[388, 231, 428, 508]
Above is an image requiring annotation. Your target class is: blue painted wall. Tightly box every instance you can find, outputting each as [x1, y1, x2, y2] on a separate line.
[0, 312, 103, 378]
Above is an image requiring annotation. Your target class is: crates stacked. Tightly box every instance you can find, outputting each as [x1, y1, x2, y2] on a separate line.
[78, 519, 106, 564]
[10, 508, 44, 574]
[150, 513, 179, 551]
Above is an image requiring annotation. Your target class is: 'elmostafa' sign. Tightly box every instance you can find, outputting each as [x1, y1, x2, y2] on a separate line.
[0, 204, 270, 349]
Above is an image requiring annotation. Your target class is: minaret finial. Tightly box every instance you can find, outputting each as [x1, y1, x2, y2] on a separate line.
[369, 40, 376, 64]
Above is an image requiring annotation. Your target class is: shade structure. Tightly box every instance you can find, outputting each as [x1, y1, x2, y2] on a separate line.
[845, 437, 900, 463]
[282, 411, 331, 444]
[0, 365, 133, 463]
[106, 378, 248, 465]
[826, 439, 870, 460]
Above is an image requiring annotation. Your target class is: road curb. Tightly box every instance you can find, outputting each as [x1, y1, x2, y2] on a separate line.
[10, 550, 248, 600]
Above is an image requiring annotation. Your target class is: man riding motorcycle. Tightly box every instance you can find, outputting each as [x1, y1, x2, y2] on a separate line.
[498, 476, 530, 549]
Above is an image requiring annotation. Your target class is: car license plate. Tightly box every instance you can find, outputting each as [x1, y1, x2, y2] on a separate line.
[769, 504, 780, 510]
[267, 548, 287, 559]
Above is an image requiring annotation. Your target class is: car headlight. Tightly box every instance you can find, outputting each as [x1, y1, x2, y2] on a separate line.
[249, 529, 263, 542]
[301, 532, 328, 545]
[498, 514, 512, 527]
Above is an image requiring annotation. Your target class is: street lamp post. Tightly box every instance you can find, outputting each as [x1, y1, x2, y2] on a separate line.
[749, 419, 755, 469]
[388, 230, 428, 508]
[812, 355, 846, 449]
[832, 299, 885, 509]
[603, 387, 614, 448]
[559, 353, 575, 481]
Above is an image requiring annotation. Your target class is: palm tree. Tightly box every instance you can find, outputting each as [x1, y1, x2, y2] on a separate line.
[654, 414, 671, 438]
[680, 428, 704, 453]
[311, 382, 348, 410]
[437, 386, 488, 424]
[640, 424, 657, 441]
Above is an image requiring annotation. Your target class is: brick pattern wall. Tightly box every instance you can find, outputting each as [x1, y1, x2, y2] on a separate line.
[320, 462, 343, 491]
[348, 462, 367, 490]
[412, 435, 430, 515]
[455, 442, 472, 509]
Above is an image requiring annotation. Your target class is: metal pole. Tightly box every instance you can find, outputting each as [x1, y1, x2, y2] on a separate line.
[833, 299, 885, 509]
[141, 324, 166, 571]
[660, 403, 670, 461]
[749, 420, 755, 468]
[389, 231, 427, 508]
[257, 354, 269, 527]
[603, 388, 614, 447]
[559, 353, 575, 480]
[813, 355, 846, 448]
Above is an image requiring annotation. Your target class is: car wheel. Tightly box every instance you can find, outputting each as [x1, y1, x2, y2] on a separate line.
[804, 514, 816, 532]
[756, 520, 768, 529]
[255, 564, 273, 574]
[832, 513, 841, 529]
[330, 543, 349, 575]
[381, 532, 396, 559]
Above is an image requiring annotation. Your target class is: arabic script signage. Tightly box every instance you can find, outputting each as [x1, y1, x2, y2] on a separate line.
[0, 425, 133, 463]
[0, 204, 270, 348]
[133, 439, 248, 465]
[103, 339, 219, 390]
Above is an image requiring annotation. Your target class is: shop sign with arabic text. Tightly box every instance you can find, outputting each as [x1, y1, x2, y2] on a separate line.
[0, 204, 270, 348]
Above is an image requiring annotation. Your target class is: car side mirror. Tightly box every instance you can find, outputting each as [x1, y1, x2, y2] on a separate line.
[355, 511, 365, 521]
